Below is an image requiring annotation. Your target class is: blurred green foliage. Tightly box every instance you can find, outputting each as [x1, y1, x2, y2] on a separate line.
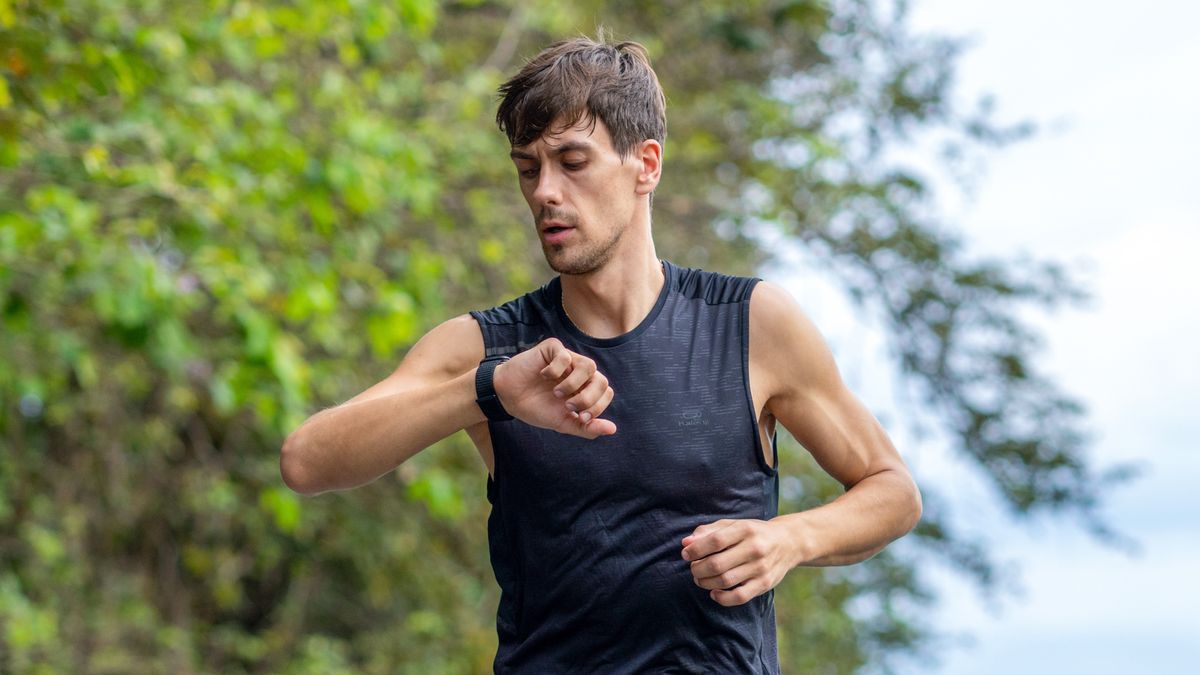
[0, 0, 1129, 672]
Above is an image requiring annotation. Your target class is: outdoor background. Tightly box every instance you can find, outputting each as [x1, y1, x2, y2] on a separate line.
[1, 0, 1195, 673]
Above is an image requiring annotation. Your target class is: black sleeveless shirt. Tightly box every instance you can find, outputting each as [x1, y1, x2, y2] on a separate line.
[469, 259, 780, 673]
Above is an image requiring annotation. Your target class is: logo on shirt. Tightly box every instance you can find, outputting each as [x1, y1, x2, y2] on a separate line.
[677, 409, 709, 428]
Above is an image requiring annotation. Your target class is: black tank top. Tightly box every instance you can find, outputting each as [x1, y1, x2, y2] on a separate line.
[469, 259, 780, 673]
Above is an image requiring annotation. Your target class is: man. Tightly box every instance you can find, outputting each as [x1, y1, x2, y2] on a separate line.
[281, 36, 921, 673]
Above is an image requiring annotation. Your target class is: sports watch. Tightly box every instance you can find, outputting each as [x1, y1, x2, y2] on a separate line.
[475, 355, 514, 422]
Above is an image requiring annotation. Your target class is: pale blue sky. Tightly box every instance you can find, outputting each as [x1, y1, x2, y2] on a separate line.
[768, 1, 1200, 672]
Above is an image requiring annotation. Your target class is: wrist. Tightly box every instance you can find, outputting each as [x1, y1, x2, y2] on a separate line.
[492, 360, 509, 403]
[772, 513, 817, 568]
[475, 355, 514, 422]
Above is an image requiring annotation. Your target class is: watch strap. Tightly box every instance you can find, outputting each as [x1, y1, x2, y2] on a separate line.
[475, 355, 514, 422]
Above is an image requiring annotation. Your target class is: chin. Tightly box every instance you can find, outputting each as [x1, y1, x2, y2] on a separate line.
[546, 250, 605, 276]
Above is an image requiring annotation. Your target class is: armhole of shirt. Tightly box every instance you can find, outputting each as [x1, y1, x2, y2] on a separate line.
[740, 277, 779, 476]
[467, 310, 498, 499]
[468, 309, 495, 355]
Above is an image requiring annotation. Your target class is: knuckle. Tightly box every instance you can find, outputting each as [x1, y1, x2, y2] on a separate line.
[748, 540, 766, 557]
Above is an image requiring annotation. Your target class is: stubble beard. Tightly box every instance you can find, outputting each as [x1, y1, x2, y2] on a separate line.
[538, 206, 625, 275]
[544, 223, 624, 276]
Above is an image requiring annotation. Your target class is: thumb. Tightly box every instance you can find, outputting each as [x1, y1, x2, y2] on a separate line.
[584, 417, 617, 437]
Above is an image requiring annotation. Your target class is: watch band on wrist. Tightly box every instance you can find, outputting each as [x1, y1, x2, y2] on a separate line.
[475, 355, 514, 422]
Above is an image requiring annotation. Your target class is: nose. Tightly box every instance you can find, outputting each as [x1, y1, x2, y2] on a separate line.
[531, 166, 562, 207]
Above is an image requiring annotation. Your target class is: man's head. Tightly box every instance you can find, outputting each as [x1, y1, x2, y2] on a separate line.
[496, 36, 666, 161]
[497, 36, 667, 275]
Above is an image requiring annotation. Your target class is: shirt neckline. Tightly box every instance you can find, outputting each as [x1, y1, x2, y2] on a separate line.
[550, 259, 674, 348]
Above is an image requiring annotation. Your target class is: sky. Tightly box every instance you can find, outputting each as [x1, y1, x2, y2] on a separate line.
[768, 1, 1200, 672]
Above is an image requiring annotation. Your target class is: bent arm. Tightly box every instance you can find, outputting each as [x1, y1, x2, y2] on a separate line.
[280, 315, 620, 496]
[280, 314, 485, 496]
[752, 282, 922, 567]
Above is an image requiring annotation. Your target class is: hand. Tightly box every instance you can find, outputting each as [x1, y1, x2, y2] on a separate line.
[680, 518, 797, 606]
[492, 337, 617, 439]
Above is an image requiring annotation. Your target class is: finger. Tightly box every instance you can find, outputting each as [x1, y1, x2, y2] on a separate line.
[689, 543, 757, 581]
[553, 355, 596, 399]
[693, 560, 757, 591]
[565, 373, 609, 413]
[681, 520, 736, 556]
[687, 519, 734, 541]
[576, 386, 614, 424]
[710, 578, 766, 607]
[539, 340, 572, 380]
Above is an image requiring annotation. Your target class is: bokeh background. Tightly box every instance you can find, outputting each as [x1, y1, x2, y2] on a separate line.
[1, 1, 1195, 673]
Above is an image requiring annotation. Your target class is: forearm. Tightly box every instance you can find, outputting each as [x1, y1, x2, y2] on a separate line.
[280, 369, 484, 496]
[774, 469, 922, 567]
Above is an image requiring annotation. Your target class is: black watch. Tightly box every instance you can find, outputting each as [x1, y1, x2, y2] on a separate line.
[475, 355, 514, 422]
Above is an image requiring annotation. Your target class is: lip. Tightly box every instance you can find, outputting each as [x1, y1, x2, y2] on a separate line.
[540, 222, 575, 244]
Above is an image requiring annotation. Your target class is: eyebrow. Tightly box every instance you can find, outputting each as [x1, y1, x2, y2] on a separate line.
[509, 141, 594, 161]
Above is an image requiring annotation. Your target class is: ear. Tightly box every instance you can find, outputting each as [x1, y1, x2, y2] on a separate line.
[633, 139, 663, 196]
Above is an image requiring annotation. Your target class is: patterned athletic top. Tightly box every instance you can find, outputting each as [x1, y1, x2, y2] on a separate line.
[469, 258, 780, 673]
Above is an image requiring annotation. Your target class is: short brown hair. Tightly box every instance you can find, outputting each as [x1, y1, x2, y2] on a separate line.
[496, 36, 667, 159]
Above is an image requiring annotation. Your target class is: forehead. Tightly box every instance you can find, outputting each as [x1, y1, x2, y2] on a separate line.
[510, 115, 617, 158]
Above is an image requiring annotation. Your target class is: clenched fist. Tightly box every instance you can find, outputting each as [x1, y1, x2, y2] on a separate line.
[492, 338, 617, 439]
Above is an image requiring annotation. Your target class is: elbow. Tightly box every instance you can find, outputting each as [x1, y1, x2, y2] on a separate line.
[280, 432, 318, 496]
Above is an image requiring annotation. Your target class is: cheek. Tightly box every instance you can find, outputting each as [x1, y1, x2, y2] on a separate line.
[519, 185, 539, 208]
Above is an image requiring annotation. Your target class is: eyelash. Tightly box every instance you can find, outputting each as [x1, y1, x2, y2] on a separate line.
[519, 163, 583, 178]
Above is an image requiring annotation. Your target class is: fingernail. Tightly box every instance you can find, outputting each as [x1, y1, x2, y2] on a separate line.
[566, 403, 577, 412]
[580, 412, 591, 423]
[554, 389, 564, 398]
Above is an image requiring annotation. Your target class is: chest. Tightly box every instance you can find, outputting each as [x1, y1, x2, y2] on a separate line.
[491, 344, 763, 502]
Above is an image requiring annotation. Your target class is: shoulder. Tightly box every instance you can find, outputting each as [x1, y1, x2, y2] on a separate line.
[669, 261, 760, 305]
[469, 279, 555, 328]
[748, 279, 797, 322]
[748, 280, 843, 399]
[397, 313, 485, 382]
[337, 312, 484, 407]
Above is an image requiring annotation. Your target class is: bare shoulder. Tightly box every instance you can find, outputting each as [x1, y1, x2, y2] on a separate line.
[340, 313, 485, 407]
[399, 313, 486, 381]
[748, 280, 844, 400]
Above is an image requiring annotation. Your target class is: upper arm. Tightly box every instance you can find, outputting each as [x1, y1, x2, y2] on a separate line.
[749, 281, 909, 489]
[339, 313, 486, 408]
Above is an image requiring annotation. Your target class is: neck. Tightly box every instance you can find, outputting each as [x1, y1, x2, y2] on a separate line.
[560, 246, 665, 339]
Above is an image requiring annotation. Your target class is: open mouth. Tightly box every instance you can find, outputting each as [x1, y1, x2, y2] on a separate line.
[545, 226, 568, 234]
